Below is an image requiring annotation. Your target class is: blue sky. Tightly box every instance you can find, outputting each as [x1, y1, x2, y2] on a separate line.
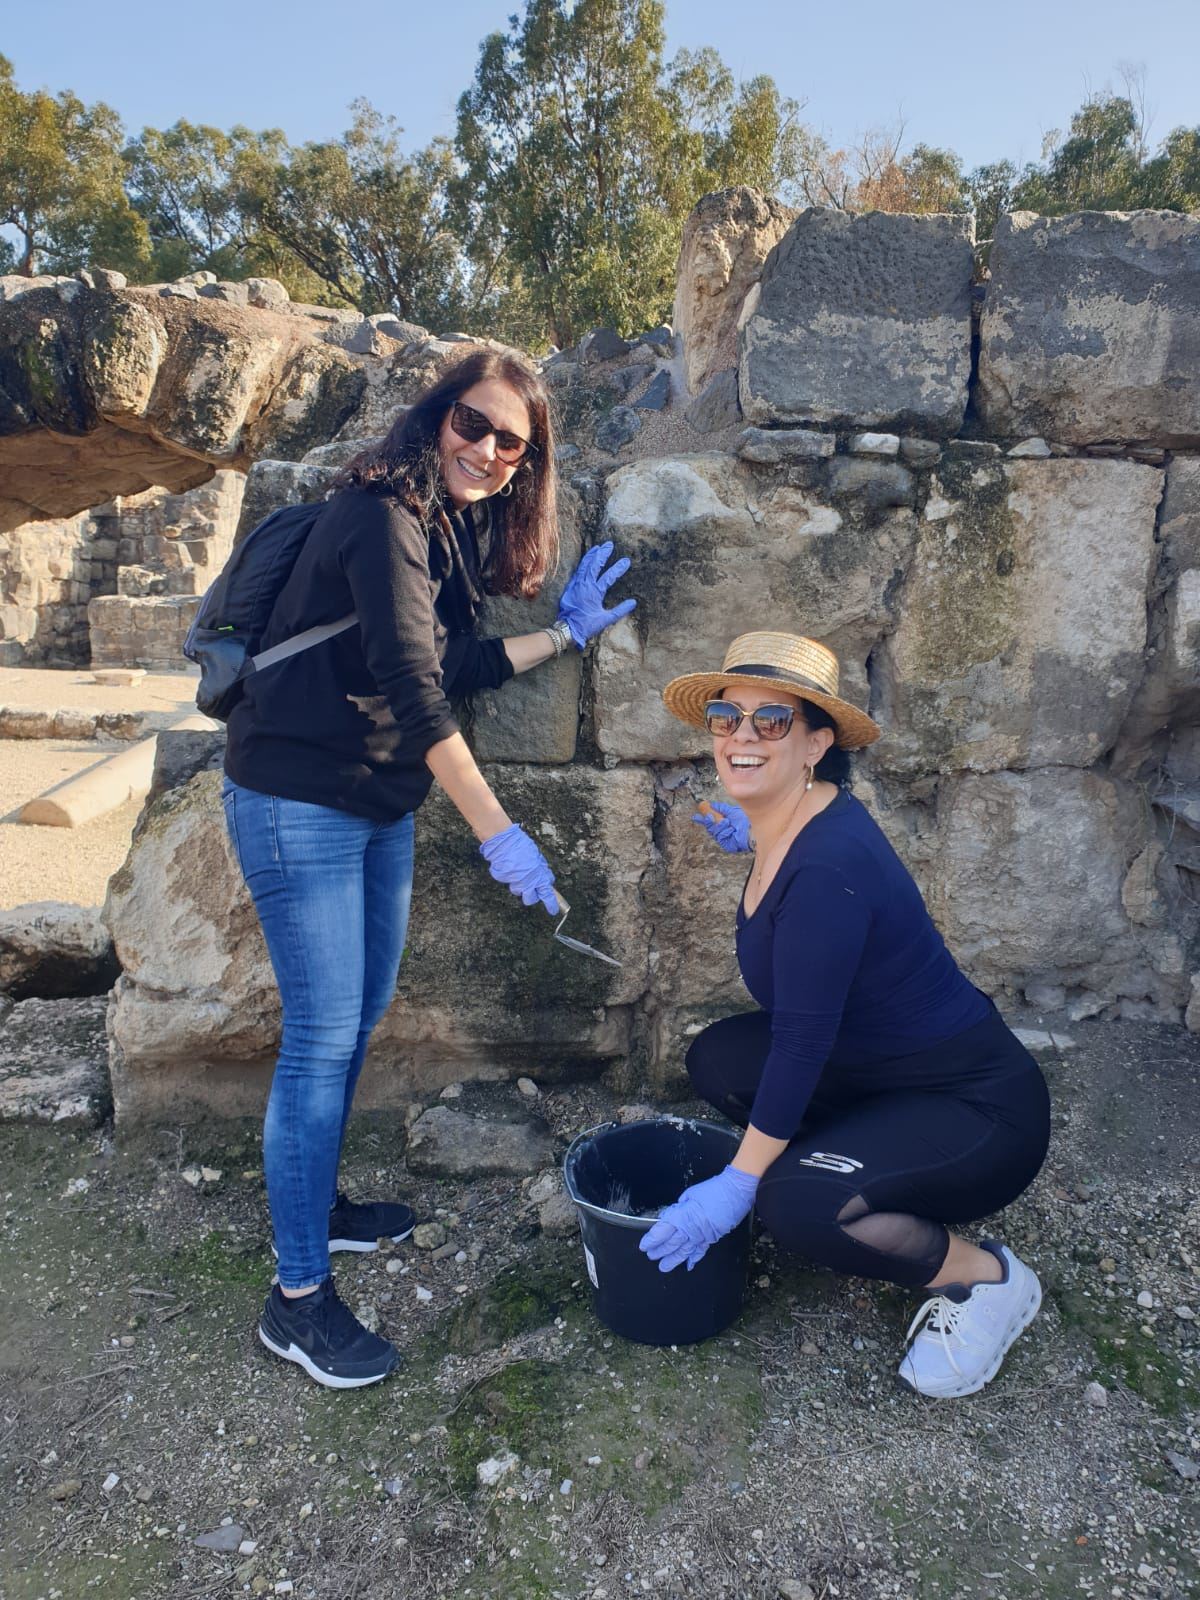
[9, 0, 1199, 173]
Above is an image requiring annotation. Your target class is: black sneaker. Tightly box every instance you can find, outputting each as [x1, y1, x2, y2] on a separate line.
[328, 1190, 415, 1254]
[258, 1278, 399, 1389]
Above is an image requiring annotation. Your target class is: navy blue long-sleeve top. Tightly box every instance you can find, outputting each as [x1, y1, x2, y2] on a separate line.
[226, 487, 513, 820]
[735, 789, 990, 1138]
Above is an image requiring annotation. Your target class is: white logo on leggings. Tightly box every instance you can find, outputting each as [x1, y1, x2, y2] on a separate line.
[797, 1151, 863, 1175]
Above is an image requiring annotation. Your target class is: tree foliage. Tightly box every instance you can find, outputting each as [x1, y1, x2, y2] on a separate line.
[454, 0, 809, 346]
[0, 54, 148, 276]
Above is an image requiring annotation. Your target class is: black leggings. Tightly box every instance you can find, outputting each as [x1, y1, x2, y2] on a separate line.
[686, 1007, 1050, 1288]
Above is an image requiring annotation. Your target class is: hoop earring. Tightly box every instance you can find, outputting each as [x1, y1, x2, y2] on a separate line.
[498, 481, 513, 498]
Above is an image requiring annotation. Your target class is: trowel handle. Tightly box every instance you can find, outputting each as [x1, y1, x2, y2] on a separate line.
[696, 800, 722, 821]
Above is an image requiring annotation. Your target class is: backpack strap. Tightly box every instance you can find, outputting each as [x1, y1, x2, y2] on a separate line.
[250, 613, 358, 673]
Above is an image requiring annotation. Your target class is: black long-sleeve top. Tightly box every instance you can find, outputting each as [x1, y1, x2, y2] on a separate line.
[735, 789, 990, 1138]
[225, 487, 514, 820]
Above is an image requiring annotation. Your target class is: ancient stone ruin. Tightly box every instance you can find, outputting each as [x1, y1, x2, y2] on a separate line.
[1, 194, 1197, 1120]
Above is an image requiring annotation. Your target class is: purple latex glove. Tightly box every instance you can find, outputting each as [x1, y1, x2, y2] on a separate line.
[639, 1165, 759, 1273]
[692, 801, 752, 853]
[557, 539, 638, 649]
[479, 823, 558, 914]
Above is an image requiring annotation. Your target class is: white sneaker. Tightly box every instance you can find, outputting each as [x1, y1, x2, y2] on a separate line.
[898, 1241, 1041, 1399]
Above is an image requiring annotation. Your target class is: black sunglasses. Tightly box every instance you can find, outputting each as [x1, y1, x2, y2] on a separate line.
[703, 700, 797, 740]
[449, 401, 537, 465]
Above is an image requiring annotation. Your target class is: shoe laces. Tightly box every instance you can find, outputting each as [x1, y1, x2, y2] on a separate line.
[905, 1293, 972, 1377]
[296, 1280, 365, 1344]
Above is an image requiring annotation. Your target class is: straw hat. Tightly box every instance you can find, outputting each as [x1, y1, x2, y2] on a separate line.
[662, 631, 881, 750]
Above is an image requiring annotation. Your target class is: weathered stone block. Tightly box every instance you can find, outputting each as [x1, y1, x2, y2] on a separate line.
[675, 188, 796, 393]
[873, 457, 1160, 774]
[470, 486, 583, 764]
[406, 1106, 553, 1177]
[104, 763, 653, 1120]
[595, 454, 913, 761]
[927, 768, 1167, 1012]
[740, 210, 974, 435]
[978, 211, 1200, 448]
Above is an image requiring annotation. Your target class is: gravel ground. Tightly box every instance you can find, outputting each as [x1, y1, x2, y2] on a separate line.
[1, 1020, 1196, 1600]
[0, 667, 199, 911]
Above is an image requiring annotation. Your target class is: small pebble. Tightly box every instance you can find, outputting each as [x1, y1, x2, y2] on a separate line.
[1099, 1257, 1117, 1273]
[1136, 1289, 1154, 1309]
[49, 1479, 83, 1500]
[200, 1167, 222, 1182]
[101, 1472, 120, 1493]
[800, 1341, 819, 1356]
[559, 1478, 573, 1495]
[1084, 1381, 1108, 1408]
[587, 1455, 602, 1466]
[440, 1083, 463, 1100]
[415, 1286, 433, 1303]
[386, 1257, 404, 1275]
[413, 1222, 447, 1250]
[299, 1502, 313, 1519]
[181, 1168, 202, 1188]
[1174, 1304, 1195, 1320]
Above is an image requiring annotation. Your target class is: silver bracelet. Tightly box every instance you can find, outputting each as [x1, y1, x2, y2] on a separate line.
[543, 620, 573, 657]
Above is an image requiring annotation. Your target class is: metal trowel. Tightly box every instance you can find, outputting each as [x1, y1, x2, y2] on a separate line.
[553, 895, 622, 968]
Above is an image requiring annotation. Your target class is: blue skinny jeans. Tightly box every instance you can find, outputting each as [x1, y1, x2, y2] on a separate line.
[221, 779, 414, 1289]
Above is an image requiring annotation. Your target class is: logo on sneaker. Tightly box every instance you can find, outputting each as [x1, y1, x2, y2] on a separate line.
[796, 1150, 864, 1174]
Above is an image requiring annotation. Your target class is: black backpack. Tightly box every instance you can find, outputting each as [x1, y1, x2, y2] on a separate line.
[183, 502, 358, 722]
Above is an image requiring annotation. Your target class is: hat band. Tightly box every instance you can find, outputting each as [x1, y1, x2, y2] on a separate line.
[723, 662, 834, 699]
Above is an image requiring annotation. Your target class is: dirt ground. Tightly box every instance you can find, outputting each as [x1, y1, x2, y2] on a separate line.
[1, 1020, 1197, 1600]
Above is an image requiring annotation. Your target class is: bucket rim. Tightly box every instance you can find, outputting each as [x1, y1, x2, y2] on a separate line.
[562, 1116, 740, 1231]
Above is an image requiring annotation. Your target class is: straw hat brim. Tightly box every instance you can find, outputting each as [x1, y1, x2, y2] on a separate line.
[662, 670, 881, 749]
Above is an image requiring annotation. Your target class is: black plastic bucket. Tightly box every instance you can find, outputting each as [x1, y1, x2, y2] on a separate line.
[562, 1118, 751, 1346]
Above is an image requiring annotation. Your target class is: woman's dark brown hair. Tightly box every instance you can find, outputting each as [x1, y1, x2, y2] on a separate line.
[332, 347, 558, 599]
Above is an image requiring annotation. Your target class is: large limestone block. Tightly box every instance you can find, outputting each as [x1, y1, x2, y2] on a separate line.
[874, 456, 1160, 774]
[978, 211, 1200, 448]
[674, 187, 796, 394]
[104, 763, 653, 1120]
[927, 768, 1148, 1008]
[739, 210, 974, 435]
[595, 454, 916, 761]
[469, 485, 583, 763]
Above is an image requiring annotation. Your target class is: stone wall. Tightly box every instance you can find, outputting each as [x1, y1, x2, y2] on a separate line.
[0, 472, 243, 668]
[4, 194, 1198, 1116]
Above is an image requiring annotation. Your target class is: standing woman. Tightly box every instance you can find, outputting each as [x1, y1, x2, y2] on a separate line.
[222, 349, 635, 1388]
[642, 632, 1050, 1399]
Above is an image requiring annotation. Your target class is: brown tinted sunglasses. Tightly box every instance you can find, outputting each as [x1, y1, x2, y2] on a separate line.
[449, 401, 537, 464]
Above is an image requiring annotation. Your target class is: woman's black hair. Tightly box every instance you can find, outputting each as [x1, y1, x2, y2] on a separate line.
[799, 699, 853, 787]
[329, 347, 558, 599]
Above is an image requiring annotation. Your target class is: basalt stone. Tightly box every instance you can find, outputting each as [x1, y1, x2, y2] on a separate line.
[579, 328, 632, 363]
[633, 370, 672, 411]
[736, 426, 834, 464]
[595, 406, 641, 453]
[686, 369, 742, 435]
[978, 210, 1200, 448]
[740, 209, 974, 435]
